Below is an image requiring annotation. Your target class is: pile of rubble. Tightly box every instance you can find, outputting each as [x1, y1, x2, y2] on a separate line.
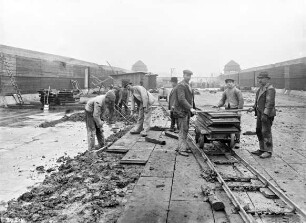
[0, 127, 143, 223]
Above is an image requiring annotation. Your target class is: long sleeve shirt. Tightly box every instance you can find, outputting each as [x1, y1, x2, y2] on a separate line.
[217, 87, 244, 109]
[85, 95, 106, 128]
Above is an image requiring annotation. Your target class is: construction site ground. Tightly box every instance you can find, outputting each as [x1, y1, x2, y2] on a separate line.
[0, 90, 305, 222]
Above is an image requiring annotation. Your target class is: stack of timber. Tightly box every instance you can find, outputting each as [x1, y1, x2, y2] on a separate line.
[38, 89, 59, 105]
[195, 111, 240, 134]
[38, 89, 75, 105]
[57, 90, 75, 104]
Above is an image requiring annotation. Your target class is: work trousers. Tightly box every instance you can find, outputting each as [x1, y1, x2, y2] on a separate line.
[85, 110, 105, 150]
[118, 100, 129, 114]
[131, 103, 152, 134]
[177, 114, 190, 152]
[170, 111, 178, 130]
[256, 111, 273, 153]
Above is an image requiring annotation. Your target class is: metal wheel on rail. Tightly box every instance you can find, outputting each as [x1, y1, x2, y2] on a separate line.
[227, 133, 235, 149]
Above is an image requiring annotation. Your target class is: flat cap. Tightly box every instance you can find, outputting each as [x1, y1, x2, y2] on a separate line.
[257, 71, 270, 79]
[105, 90, 116, 102]
[183, 70, 193, 75]
[170, 77, 178, 83]
[225, 78, 235, 83]
[123, 82, 133, 88]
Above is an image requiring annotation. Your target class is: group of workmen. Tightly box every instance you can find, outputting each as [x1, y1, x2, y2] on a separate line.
[85, 70, 276, 159]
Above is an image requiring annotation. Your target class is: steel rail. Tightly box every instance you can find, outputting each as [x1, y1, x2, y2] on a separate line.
[158, 101, 305, 221]
[232, 151, 306, 220]
[187, 134, 257, 223]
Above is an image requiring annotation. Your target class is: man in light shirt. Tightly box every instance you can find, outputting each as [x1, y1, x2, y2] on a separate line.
[84, 91, 116, 150]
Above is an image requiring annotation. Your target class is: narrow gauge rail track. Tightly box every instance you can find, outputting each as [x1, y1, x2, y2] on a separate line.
[159, 101, 305, 223]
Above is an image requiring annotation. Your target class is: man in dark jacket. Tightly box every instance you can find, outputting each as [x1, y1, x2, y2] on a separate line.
[249, 71, 276, 158]
[173, 70, 196, 156]
[168, 77, 179, 132]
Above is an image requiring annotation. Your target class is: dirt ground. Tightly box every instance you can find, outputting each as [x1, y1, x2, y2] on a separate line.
[1, 90, 305, 222]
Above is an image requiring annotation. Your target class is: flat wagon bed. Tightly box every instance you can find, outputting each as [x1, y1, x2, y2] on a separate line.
[194, 111, 241, 149]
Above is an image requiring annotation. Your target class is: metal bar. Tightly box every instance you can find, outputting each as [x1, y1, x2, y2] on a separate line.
[196, 109, 250, 113]
[188, 134, 257, 223]
[233, 151, 306, 219]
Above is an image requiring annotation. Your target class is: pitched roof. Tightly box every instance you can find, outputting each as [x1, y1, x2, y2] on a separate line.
[132, 60, 148, 72]
[225, 60, 239, 66]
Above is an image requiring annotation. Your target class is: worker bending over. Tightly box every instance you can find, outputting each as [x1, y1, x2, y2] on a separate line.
[85, 91, 116, 150]
[126, 83, 155, 137]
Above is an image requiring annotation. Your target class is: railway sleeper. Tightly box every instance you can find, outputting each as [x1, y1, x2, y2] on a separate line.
[246, 210, 296, 216]
[222, 176, 257, 182]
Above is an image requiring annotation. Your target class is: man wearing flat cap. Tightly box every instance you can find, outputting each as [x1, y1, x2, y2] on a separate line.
[213, 78, 244, 148]
[249, 71, 276, 158]
[168, 77, 179, 132]
[126, 83, 156, 137]
[85, 90, 116, 150]
[172, 70, 196, 156]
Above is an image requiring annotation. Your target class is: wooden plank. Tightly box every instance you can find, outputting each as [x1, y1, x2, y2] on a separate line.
[142, 149, 176, 178]
[246, 191, 290, 213]
[106, 131, 140, 153]
[216, 190, 244, 223]
[117, 177, 171, 223]
[120, 142, 155, 164]
[232, 191, 264, 223]
[167, 200, 215, 223]
[106, 145, 128, 153]
[165, 131, 179, 139]
[171, 154, 206, 201]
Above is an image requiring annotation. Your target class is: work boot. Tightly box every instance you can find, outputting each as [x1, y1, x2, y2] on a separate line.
[251, 150, 264, 155]
[140, 131, 148, 137]
[260, 152, 272, 159]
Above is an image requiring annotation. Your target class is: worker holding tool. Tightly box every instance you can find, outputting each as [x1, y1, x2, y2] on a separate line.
[248, 71, 276, 159]
[85, 91, 116, 150]
[213, 78, 244, 148]
[125, 82, 155, 137]
[173, 70, 196, 156]
[118, 84, 129, 114]
[168, 77, 179, 133]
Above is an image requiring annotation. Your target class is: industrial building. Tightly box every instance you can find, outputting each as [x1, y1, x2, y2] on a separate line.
[110, 72, 158, 90]
[220, 57, 306, 90]
[0, 45, 129, 95]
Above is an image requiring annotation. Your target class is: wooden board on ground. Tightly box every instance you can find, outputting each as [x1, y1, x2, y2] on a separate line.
[117, 177, 171, 223]
[106, 145, 129, 153]
[142, 149, 176, 178]
[106, 130, 140, 153]
[167, 200, 214, 223]
[120, 141, 155, 164]
[247, 191, 289, 213]
[171, 154, 205, 201]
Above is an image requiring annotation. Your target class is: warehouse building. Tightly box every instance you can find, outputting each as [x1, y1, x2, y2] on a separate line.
[219, 57, 306, 90]
[0, 45, 128, 95]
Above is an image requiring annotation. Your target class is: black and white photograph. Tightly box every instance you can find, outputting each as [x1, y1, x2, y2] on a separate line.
[0, 0, 305, 222]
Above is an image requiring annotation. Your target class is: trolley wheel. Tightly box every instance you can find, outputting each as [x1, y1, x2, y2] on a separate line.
[195, 129, 200, 143]
[199, 134, 206, 149]
[228, 133, 235, 149]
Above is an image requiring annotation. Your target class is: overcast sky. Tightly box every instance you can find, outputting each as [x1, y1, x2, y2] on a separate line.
[0, 0, 305, 76]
